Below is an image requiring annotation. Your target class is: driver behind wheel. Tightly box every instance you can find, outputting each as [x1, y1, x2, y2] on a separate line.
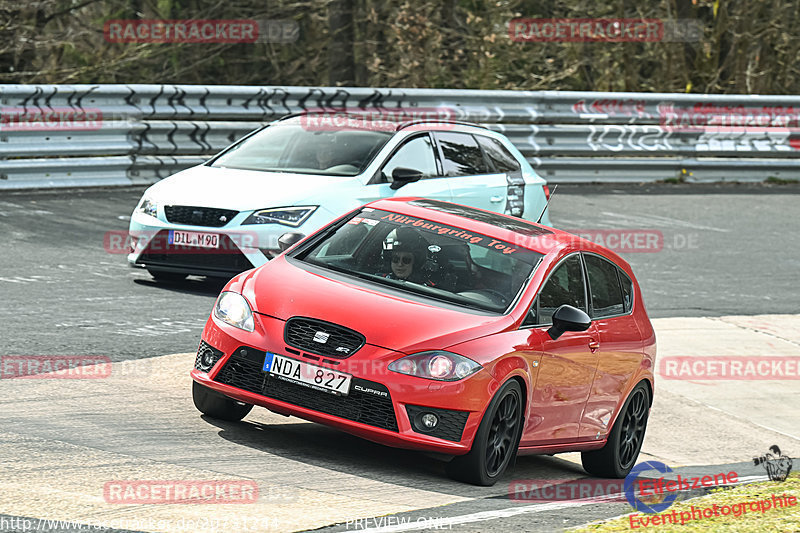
[382, 228, 431, 285]
[316, 141, 337, 169]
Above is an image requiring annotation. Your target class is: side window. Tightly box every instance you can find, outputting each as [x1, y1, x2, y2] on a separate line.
[476, 136, 521, 173]
[619, 270, 634, 312]
[585, 254, 625, 317]
[528, 254, 587, 326]
[435, 132, 491, 176]
[381, 135, 438, 183]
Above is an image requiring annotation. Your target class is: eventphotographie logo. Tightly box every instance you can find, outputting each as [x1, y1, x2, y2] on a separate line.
[624, 461, 679, 514]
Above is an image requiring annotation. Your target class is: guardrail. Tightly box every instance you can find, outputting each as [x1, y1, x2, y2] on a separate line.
[2, 84, 800, 189]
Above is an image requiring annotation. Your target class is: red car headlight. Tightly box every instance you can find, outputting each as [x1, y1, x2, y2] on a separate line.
[388, 351, 481, 381]
[213, 291, 255, 332]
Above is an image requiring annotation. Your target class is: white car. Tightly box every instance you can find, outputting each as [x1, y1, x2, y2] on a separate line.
[128, 113, 551, 280]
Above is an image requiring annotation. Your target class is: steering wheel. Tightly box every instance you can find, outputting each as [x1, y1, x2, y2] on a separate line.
[478, 289, 510, 306]
[457, 289, 509, 307]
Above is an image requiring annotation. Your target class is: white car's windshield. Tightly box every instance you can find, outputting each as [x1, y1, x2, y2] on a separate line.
[294, 208, 544, 313]
[210, 123, 392, 176]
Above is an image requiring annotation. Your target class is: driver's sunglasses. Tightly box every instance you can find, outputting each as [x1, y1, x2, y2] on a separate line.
[392, 254, 413, 265]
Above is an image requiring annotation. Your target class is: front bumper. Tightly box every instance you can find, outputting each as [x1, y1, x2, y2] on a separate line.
[127, 210, 275, 276]
[191, 313, 495, 455]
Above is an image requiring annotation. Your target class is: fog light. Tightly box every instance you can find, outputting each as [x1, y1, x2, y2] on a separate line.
[421, 413, 438, 429]
[196, 342, 223, 372]
[200, 350, 216, 370]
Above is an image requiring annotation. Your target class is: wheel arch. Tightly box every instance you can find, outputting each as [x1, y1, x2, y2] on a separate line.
[507, 374, 529, 420]
[604, 376, 653, 435]
[640, 377, 654, 407]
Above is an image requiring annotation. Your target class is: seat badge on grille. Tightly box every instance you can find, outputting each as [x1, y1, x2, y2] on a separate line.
[313, 331, 330, 344]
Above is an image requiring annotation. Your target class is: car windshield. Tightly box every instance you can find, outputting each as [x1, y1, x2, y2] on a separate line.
[210, 122, 392, 176]
[293, 208, 544, 313]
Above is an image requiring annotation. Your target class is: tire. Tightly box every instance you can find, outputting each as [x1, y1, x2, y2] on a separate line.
[446, 380, 523, 486]
[581, 382, 650, 478]
[192, 381, 253, 421]
[147, 269, 187, 282]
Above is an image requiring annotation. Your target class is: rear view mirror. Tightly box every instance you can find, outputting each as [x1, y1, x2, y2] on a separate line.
[278, 232, 305, 252]
[548, 305, 591, 340]
[390, 167, 423, 190]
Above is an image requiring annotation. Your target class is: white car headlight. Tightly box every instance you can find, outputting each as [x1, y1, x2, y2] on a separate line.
[136, 197, 158, 218]
[213, 292, 255, 332]
[388, 351, 481, 381]
[242, 206, 318, 227]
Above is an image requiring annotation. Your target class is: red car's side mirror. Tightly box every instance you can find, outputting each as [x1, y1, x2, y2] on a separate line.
[548, 304, 592, 340]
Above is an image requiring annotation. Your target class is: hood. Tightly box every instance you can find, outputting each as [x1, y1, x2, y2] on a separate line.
[240, 257, 514, 355]
[146, 164, 356, 211]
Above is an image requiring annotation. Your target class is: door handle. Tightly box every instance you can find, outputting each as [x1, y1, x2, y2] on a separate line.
[490, 196, 504, 203]
[588, 340, 600, 352]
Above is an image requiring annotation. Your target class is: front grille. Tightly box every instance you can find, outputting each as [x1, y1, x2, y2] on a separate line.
[284, 317, 366, 358]
[138, 230, 252, 274]
[214, 347, 398, 432]
[164, 205, 238, 227]
[406, 405, 470, 442]
[195, 341, 224, 372]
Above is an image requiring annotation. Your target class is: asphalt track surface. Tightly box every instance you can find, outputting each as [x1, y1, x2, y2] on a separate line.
[1, 183, 799, 533]
[2, 183, 800, 361]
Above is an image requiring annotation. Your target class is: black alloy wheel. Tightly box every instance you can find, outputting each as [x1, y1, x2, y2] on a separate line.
[192, 381, 253, 422]
[486, 391, 520, 476]
[618, 386, 648, 467]
[447, 380, 523, 486]
[582, 382, 650, 478]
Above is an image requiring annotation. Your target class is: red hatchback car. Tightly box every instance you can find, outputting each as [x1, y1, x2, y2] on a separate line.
[191, 198, 656, 485]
